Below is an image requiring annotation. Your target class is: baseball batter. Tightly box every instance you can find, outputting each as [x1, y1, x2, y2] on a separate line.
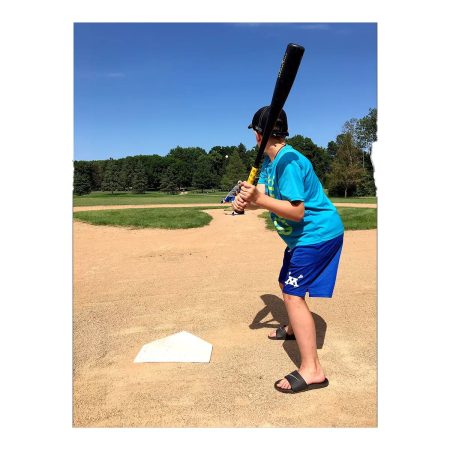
[233, 106, 344, 394]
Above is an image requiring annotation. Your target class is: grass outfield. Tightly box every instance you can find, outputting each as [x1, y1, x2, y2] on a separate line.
[74, 205, 375, 231]
[329, 197, 377, 204]
[73, 191, 229, 206]
[259, 207, 377, 231]
[73, 206, 228, 229]
[73, 191, 377, 207]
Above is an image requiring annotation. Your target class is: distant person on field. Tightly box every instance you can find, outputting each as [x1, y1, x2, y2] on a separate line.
[233, 106, 344, 394]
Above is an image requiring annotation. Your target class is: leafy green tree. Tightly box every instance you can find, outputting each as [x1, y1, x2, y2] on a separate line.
[342, 109, 377, 168]
[208, 146, 231, 158]
[356, 108, 377, 182]
[159, 167, 178, 194]
[336, 109, 377, 195]
[355, 170, 377, 196]
[165, 158, 191, 189]
[132, 160, 147, 193]
[286, 135, 331, 185]
[165, 147, 207, 188]
[73, 107, 377, 198]
[208, 150, 226, 185]
[192, 156, 217, 192]
[73, 161, 92, 195]
[327, 133, 365, 198]
[143, 155, 168, 190]
[208, 146, 235, 183]
[119, 157, 135, 191]
[326, 140, 338, 159]
[244, 146, 258, 172]
[73, 172, 91, 195]
[356, 108, 377, 156]
[220, 149, 247, 190]
[101, 159, 122, 194]
[335, 133, 347, 148]
[167, 146, 206, 163]
[342, 118, 359, 141]
[237, 143, 247, 162]
[90, 160, 106, 191]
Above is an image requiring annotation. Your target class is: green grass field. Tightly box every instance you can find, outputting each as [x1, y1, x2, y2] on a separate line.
[73, 191, 229, 206]
[73, 207, 225, 229]
[328, 197, 377, 204]
[74, 204, 375, 231]
[73, 191, 377, 207]
[259, 207, 377, 231]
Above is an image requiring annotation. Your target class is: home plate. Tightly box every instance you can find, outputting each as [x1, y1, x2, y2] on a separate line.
[134, 331, 212, 363]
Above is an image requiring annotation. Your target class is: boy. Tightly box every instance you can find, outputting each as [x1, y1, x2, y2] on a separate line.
[233, 106, 344, 394]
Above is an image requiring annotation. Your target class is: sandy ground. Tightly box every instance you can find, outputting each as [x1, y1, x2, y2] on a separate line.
[73, 207, 377, 428]
[73, 202, 376, 212]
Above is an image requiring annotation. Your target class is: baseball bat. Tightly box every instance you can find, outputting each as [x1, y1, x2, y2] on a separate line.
[247, 43, 305, 185]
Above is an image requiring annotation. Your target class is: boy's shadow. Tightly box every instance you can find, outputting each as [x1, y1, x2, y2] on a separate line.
[249, 294, 327, 367]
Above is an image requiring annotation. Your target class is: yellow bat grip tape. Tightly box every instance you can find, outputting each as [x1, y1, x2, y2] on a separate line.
[247, 166, 259, 185]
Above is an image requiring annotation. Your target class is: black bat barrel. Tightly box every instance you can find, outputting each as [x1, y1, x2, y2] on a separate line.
[253, 44, 305, 171]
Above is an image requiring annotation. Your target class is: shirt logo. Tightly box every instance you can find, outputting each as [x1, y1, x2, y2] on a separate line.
[273, 216, 293, 236]
[285, 272, 304, 287]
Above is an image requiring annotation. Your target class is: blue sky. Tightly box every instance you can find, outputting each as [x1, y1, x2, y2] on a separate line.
[74, 23, 377, 161]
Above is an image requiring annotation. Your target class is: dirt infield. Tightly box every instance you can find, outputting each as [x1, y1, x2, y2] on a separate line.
[73, 207, 376, 427]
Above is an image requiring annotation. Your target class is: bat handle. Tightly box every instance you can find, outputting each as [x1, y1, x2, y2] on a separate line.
[247, 166, 259, 185]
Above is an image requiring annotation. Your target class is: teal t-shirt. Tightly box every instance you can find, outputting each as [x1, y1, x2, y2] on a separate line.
[258, 144, 344, 248]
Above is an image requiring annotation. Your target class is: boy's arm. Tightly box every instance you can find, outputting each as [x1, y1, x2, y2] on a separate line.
[239, 181, 304, 222]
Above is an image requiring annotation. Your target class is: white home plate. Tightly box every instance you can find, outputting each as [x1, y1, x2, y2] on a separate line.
[134, 331, 212, 363]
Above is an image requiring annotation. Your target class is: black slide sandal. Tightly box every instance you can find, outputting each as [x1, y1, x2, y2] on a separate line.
[268, 325, 296, 340]
[274, 370, 329, 394]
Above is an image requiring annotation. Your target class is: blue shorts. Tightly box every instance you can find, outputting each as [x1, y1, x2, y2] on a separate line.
[278, 234, 344, 298]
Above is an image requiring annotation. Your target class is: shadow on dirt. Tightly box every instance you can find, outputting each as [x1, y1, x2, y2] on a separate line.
[249, 294, 327, 366]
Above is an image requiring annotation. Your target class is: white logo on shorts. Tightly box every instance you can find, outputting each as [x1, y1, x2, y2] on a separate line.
[285, 272, 304, 287]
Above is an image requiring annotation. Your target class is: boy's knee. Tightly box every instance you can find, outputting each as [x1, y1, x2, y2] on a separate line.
[283, 293, 306, 303]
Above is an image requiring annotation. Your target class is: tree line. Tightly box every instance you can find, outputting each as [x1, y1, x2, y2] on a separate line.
[74, 108, 376, 198]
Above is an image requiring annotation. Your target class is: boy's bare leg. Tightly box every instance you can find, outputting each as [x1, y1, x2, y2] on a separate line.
[268, 282, 294, 337]
[276, 293, 326, 389]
